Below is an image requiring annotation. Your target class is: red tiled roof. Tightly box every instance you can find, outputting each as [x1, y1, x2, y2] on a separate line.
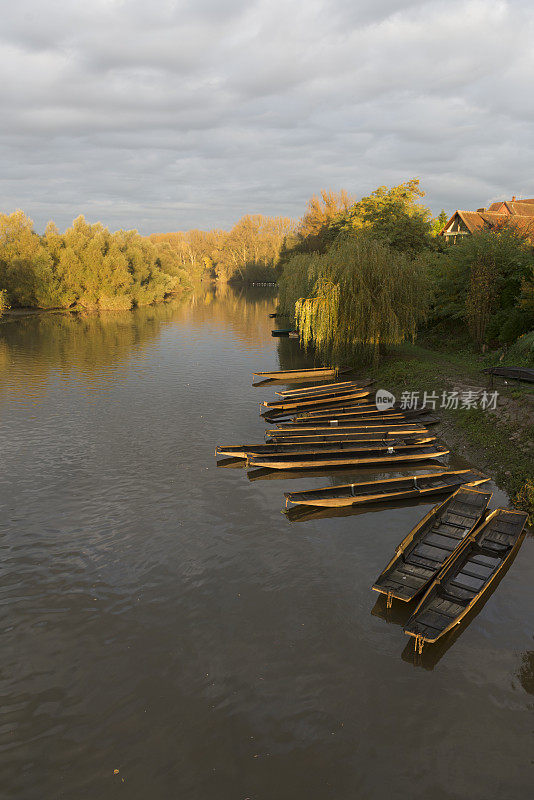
[504, 201, 534, 216]
[441, 210, 534, 239]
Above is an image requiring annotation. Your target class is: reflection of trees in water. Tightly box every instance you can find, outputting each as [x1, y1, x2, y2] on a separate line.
[517, 650, 534, 695]
[276, 332, 322, 371]
[179, 283, 278, 349]
[0, 284, 278, 397]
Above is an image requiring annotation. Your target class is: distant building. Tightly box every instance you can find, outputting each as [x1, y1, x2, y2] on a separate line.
[441, 197, 534, 244]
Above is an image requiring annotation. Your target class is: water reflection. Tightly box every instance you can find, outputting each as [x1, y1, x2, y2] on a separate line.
[0, 284, 277, 403]
[284, 496, 448, 524]
[1, 283, 532, 799]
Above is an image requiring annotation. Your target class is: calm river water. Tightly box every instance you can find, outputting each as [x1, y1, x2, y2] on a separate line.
[0, 285, 532, 799]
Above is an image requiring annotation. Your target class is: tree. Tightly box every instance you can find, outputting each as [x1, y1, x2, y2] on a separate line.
[428, 227, 534, 346]
[298, 189, 354, 238]
[329, 179, 433, 253]
[431, 210, 449, 236]
[280, 232, 430, 364]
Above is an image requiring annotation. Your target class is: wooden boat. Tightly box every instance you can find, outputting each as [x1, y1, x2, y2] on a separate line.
[267, 427, 430, 443]
[294, 401, 382, 414]
[263, 389, 371, 408]
[269, 418, 438, 432]
[267, 423, 430, 437]
[252, 367, 348, 381]
[216, 435, 435, 460]
[290, 409, 407, 422]
[284, 470, 490, 509]
[270, 415, 441, 428]
[274, 383, 372, 401]
[371, 487, 492, 605]
[271, 329, 297, 337]
[247, 444, 449, 470]
[482, 366, 534, 384]
[264, 409, 406, 424]
[275, 379, 373, 397]
[261, 390, 370, 412]
[298, 406, 439, 421]
[403, 508, 529, 651]
[248, 464, 446, 483]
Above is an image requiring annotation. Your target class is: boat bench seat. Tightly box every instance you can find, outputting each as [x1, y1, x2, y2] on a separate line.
[378, 561, 434, 597]
[410, 608, 451, 634]
[449, 571, 486, 593]
[470, 552, 501, 567]
[427, 596, 465, 618]
[436, 588, 471, 605]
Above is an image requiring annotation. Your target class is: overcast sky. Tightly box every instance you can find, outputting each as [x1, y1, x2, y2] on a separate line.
[1, 0, 533, 233]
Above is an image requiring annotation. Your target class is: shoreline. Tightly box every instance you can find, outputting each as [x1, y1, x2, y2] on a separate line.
[366, 342, 534, 519]
[0, 290, 190, 323]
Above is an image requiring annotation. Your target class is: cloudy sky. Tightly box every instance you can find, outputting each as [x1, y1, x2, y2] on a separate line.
[1, 0, 533, 233]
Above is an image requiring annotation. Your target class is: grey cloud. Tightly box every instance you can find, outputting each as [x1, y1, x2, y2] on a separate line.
[0, 0, 533, 232]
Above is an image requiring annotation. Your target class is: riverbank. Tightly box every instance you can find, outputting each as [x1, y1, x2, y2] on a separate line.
[0, 289, 192, 324]
[366, 341, 534, 519]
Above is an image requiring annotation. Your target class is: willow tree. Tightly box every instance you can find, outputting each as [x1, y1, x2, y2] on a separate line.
[292, 235, 429, 364]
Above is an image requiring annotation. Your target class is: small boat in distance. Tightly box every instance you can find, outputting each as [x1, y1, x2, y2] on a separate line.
[284, 469, 490, 508]
[253, 367, 349, 381]
[271, 329, 298, 337]
[371, 486, 492, 604]
[404, 508, 528, 651]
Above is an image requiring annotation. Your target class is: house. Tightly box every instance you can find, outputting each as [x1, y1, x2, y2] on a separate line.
[441, 196, 534, 243]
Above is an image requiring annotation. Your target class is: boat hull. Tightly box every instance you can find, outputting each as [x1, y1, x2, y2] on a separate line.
[403, 509, 529, 646]
[248, 447, 449, 470]
[284, 470, 489, 508]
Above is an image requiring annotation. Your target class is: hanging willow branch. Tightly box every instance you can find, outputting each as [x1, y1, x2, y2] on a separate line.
[285, 234, 429, 363]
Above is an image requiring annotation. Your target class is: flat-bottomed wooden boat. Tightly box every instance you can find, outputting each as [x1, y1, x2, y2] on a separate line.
[248, 444, 449, 470]
[261, 390, 370, 413]
[253, 367, 348, 381]
[403, 508, 529, 650]
[269, 418, 438, 432]
[272, 383, 372, 402]
[275, 379, 373, 397]
[216, 435, 435, 460]
[284, 470, 490, 508]
[371, 487, 492, 604]
[267, 427, 430, 443]
[297, 406, 440, 421]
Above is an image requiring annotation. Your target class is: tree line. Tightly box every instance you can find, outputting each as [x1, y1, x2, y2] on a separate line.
[149, 214, 294, 283]
[0, 210, 295, 315]
[2, 187, 533, 352]
[277, 180, 534, 362]
[0, 211, 193, 313]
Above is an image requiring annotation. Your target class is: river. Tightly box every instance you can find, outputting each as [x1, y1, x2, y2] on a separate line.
[0, 284, 532, 799]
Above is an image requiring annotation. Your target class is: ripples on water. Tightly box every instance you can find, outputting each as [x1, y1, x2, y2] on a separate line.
[0, 285, 532, 799]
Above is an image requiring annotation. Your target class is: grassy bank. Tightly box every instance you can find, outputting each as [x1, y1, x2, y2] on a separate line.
[366, 341, 534, 519]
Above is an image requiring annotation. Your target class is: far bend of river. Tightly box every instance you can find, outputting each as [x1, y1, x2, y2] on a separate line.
[0, 284, 532, 800]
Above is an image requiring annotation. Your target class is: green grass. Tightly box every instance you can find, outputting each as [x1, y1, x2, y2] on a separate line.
[365, 341, 534, 520]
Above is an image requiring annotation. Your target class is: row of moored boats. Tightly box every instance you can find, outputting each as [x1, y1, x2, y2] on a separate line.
[216, 365, 529, 653]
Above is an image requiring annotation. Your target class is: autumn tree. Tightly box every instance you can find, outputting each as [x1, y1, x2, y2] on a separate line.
[329, 178, 433, 253]
[298, 189, 354, 238]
